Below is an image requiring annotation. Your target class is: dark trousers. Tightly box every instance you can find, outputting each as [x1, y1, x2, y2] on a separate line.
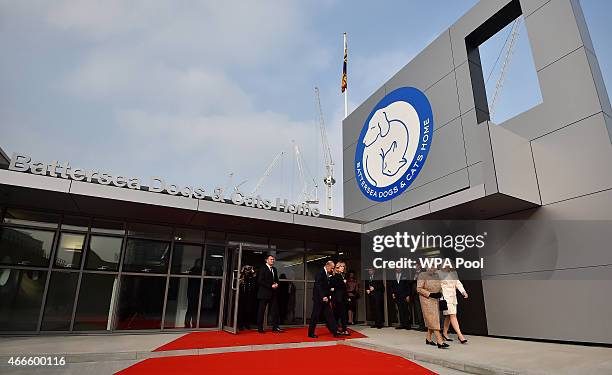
[257, 296, 279, 330]
[412, 294, 425, 329]
[370, 293, 384, 327]
[396, 297, 411, 328]
[333, 300, 348, 332]
[308, 299, 337, 336]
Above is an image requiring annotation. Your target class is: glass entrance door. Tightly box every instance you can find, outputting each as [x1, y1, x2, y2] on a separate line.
[222, 243, 242, 333]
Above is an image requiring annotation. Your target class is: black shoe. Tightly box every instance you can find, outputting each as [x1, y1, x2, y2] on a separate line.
[308, 334, 318, 338]
[370, 325, 377, 328]
[395, 326, 405, 330]
[333, 333, 342, 337]
[376, 326, 383, 329]
[272, 327, 284, 333]
[425, 339, 436, 346]
[442, 334, 453, 341]
[459, 338, 468, 344]
[404, 327, 412, 330]
[437, 342, 450, 349]
[258, 330, 265, 334]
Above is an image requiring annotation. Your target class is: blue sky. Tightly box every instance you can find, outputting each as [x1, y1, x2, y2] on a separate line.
[1, 1, 610, 216]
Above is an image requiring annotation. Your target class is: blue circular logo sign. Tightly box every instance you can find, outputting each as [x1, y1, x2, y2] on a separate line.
[354, 87, 434, 202]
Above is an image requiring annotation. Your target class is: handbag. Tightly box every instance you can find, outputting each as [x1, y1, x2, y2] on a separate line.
[439, 296, 448, 311]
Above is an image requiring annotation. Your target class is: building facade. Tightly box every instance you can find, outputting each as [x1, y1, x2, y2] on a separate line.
[343, 0, 612, 344]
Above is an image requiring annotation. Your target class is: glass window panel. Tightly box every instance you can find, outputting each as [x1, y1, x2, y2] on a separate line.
[171, 244, 203, 275]
[73, 274, 119, 331]
[174, 228, 204, 243]
[54, 233, 85, 269]
[0, 227, 55, 267]
[85, 235, 122, 271]
[306, 253, 335, 280]
[0, 268, 47, 331]
[41, 272, 78, 331]
[164, 277, 201, 329]
[91, 219, 125, 235]
[270, 238, 304, 252]
[199, 278, 221, 328]
[240, 250, 266, 277]
[270, 251, 304, 280]
[2, 209, 59, 228]
[61, 216, 89, 231]
[204, 245, 224, 276]
[123, 239, 169, 274]
[115, 275, 166, 330]
[227, 233, 267, 249]
[277, 281, 304, 326]
[127, 223, 172, 240]
[205, 231, 225, 244]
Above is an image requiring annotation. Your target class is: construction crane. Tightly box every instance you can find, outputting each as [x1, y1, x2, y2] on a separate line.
[489, 18, 521, 119]
[293, 141, 319, 205]
[314, 87, 335, 215]
[251, 151, 284, 195]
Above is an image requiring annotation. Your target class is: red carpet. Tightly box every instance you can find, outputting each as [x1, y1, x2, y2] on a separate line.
[117, 345, 436, 374]
[154, 327, 367, 351]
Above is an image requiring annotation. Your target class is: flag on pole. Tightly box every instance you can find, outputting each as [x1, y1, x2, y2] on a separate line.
[341, 33, 347, 93]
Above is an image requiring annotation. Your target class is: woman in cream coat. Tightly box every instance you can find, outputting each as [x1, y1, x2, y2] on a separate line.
[439, 264, 468, 344]
[417, 266, 449, 349]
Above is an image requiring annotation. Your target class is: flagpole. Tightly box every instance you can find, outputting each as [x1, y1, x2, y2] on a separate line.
[343, 32, 348, 119]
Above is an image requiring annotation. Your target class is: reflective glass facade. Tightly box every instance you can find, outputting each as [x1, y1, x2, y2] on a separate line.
[0, 207, 355, 334]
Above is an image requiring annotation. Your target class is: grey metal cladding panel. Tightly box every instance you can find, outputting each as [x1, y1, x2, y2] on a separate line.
[391, 168, 470, 213]
[483, 279, 612, 344]
[467, 162, 484, 186]
[429, 183, 485, 213]
[519, 0, 551, 18]
[343, 176, 375, 217]
[461, 109, 494, 166]
[524, 0, 585, 71]
[345, 200, 392, 222]
[531, 113, 612, 205]
[0, 169, 71, 193]
[293, 215, 362, 233]
[585, 48, 612, 118]
[362, 203, 431, 232]
[342, 87, 385, 150]
[423, 71, 461, 128]
[481, 222, 612, 276]
[400, 117, 467, 192]
[197, 199, 293, 224]
[455, 60, 488, 115]
[342, 143, 356, 183]
[449, 0, 514, 67]
[70, 181, 199, 211]
[385, 30, 454, 93]
[489, 124, 541, 204]
[505, 47, 601, 140]
[569, 0, 595, 54]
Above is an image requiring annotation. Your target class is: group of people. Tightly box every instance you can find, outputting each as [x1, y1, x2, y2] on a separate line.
[367, 263, 469, 349]
[243, 254, 469, 350]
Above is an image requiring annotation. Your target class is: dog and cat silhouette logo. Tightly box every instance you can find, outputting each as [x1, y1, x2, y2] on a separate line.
[355, 87, 434, 202]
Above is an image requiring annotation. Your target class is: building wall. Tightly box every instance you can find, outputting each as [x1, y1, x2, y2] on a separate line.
[343, 0, 612, 344]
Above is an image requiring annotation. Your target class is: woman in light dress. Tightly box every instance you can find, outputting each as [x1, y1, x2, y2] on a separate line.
[416, 266, 449, 349]
[439, 263, 468, 344]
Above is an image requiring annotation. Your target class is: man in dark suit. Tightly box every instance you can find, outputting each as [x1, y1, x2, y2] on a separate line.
[390, 268, 411, 330]
[256, 255, 283, 333]
[365, 267, 385, 328]
[308, 260, 340, 338]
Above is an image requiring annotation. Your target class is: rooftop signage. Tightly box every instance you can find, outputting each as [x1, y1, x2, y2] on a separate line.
[7, 152, 320, 217]
[354, 87, 433, 202]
